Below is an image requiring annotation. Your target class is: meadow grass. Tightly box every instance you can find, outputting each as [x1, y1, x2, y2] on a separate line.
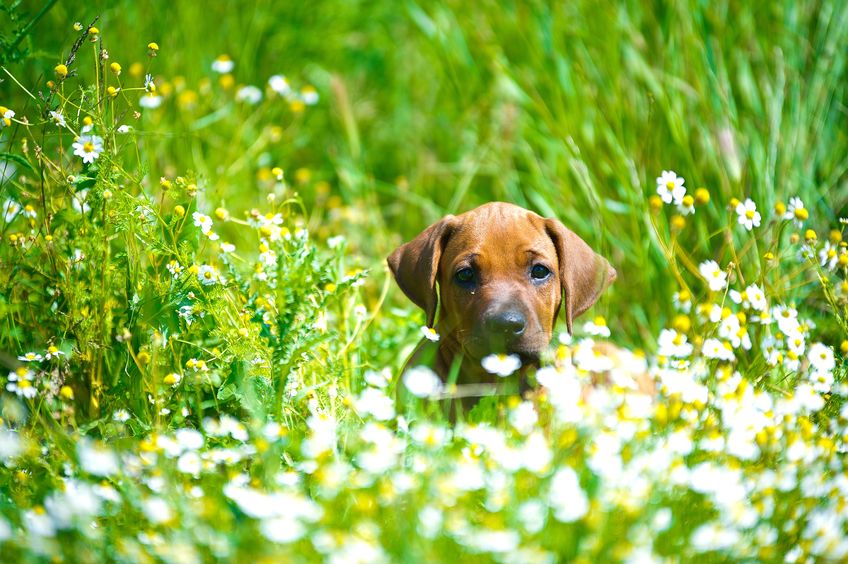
[0, 1, 846, 561]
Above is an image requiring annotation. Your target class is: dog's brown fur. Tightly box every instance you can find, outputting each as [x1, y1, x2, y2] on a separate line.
[388, 202, 615, 387]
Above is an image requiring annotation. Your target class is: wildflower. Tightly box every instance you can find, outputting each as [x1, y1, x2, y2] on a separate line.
[197, 264, 223, 286]
[78, 440, 119, 476]
[54, 64, 69, 79]
[88, 26, 99, 41]
[420, 326, 440, 342]
[583, 316, 611, 337]
[142, 497, 172, 524]
[730, 283, 767, 311]
[211, 55, 235, 74]
[2, 199, 20, 222]
[735, 198, 761, 230]
[657, 329, 693, 358]
[6, 368, 36, 398]
[694, 187, 710, 205]
[45, 346, 63, 360]
[139, 93, 163, 108]
[549, 467, 589, 522]
[49, 111, 66, 127]
[147, 42, 159, 56]
[785, 196, 808, 227]
[677, 194, 695, 215]
[354, 388, 395, 421]
[113, 409, 130, 422]
[819, 242, 839, 270]
[656, 170, 686, 205]
[116, 124, 132, 134]
[18, 352, 43, 362]
[774, 305, 800, 334]
[699, 260, 727, 291]
[109, 62, 121, 75]
[648, 195, 663, 212]
[702, 338, 735, 361]
[301, 86, 319, 105]
[268, 75, 291, 95]
[192, 211, 213, 233]
[402, 366, 443, 398]
[72, 135, 104, 164]
[509, 401, 539, 435]
[236, 85, 262, 105]
[481, 353, 522, 377]
[808, 343, 835, 374]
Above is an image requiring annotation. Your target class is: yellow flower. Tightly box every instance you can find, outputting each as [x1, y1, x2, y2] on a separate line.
[73, 22, 83, 31]
[672, 314, 691, 333]
[804, 229, 817, 242]
[774, 201, 786, 216]
[694, 188, 710, 205]
[106, 86, 118, 98]
[830, 229, 842, 243]
[60, 386, 74, 400]
[55, 64, 69, 79]
[88, 27, 99, 41]
[147, 42, 160, 56]
[670, 214, 686, 230]
[729, 197, 740, 209]
[174, 205, 185, 217]
[110, 62, 122, 75]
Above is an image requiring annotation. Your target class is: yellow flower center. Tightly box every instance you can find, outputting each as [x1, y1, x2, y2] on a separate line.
[794, 208, 809, 220]
[745, 210, 755, 219]
[204, 271, 213, 279]
[666, 180, 675, 189]
[83, 142, 95, 152]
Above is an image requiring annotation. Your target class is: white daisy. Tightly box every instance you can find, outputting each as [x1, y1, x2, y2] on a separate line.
[268, 75, 291, 96]
[236, 85, 262, 105]
[402, 366, 443, 398]
[72, 135, 104, 164]
[735, 198, 761, 231]
[808, 343, 835, 374]
[420, 326, 440, 342]
[656, 170, 686, 205]
[211, 55, 235, 74]
[197, 264, 223, 286]
[481, 353, 522, 377]
[785, 196, 807, 227]
[699, 260, 727, 292]
[18, 352, 43, 362]
[50, 111, 66, 127]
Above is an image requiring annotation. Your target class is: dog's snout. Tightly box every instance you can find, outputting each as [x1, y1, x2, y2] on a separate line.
[485, 310, 527, 336]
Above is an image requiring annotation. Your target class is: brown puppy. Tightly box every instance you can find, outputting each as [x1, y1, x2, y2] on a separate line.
[388, 202, 615, 389]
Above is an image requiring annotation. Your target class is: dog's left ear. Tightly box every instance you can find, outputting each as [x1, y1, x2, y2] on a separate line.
[545, 218, 616, 334]
[387, 216, 457, 327]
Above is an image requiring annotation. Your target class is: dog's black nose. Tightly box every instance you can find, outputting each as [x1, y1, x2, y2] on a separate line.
[486, 310, 526, 336]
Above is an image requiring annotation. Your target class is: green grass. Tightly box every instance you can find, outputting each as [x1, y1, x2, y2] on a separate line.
[0, 1, 846, 561]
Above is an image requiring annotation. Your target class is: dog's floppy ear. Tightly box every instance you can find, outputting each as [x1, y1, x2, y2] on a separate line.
[545, 218, 616, 335]
[387, 216, 457, 327]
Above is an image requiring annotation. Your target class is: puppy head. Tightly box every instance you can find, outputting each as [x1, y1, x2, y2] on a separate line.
[388, 202, 616, 363]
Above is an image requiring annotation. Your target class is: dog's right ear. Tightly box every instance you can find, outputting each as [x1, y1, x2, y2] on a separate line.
[387, 216, 456, 327]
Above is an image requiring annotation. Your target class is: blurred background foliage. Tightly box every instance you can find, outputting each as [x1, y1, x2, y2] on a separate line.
[4, 0, 847, 345]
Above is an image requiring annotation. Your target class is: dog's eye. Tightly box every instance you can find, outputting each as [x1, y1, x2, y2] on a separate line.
[455, 267, 475, 284]
[530, 264, 551, 280]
